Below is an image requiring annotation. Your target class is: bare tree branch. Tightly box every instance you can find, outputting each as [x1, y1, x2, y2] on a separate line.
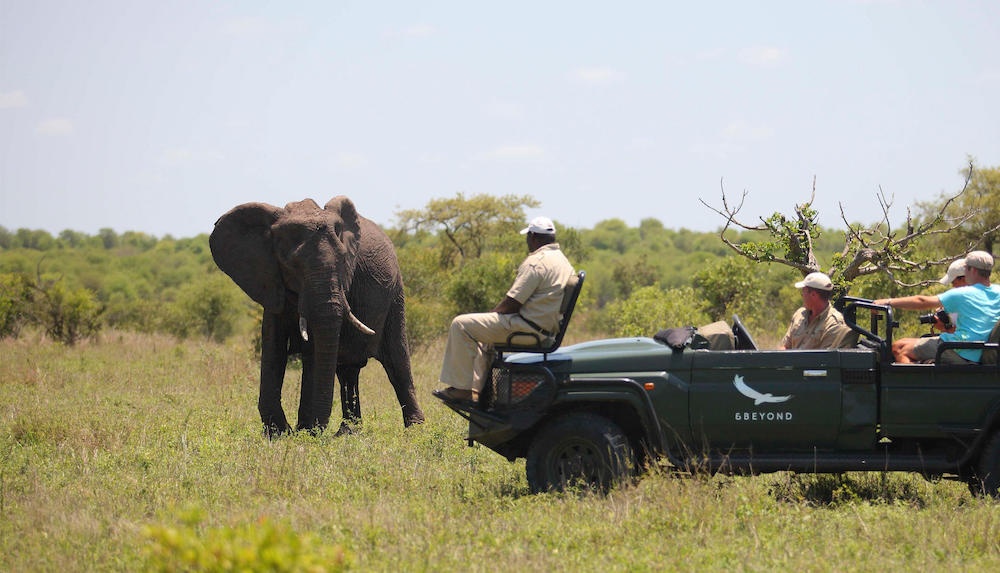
[702, 160, 997, 291]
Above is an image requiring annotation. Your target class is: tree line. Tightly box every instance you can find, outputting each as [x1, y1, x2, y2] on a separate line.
[2, 159, 996, 348]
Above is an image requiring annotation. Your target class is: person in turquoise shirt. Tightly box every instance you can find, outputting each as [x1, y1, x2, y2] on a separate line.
[874, 251, 1000, 363]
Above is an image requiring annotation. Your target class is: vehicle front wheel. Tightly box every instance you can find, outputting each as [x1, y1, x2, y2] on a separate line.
[971, 431, 1000, 497]
[525, 412, 635, 493]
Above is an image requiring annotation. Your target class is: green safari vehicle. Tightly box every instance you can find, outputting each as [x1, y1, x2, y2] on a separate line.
[437, 275, 1000, 494]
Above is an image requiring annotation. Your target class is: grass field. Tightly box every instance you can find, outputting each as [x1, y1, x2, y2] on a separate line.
[3, 331, 1000, 571]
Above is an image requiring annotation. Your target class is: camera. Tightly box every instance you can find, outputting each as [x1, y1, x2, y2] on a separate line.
[918, 309, 951, 327]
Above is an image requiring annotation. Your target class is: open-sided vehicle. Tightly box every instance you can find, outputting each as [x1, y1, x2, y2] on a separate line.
[436, 283, 1000, 494]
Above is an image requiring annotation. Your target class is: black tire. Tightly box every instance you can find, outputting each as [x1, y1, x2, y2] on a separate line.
[525, 412, 635, 493]
[971, 431, 1000, 497]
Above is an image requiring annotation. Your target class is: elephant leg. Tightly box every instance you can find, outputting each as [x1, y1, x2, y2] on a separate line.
[379, 308, 425, 427]
[259, 311, 292, 437]
[336, 364, 362, 435]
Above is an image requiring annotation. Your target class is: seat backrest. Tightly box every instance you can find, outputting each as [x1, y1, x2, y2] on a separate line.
[495, 270, 585, 355]
[981, 318, 1000, 365]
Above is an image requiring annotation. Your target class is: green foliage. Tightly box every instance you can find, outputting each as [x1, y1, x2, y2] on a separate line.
[602, 285, 709, 337]
[401, 296, 452, 351]
[395, 192, 539, 266]
[610, 253, 660, 299]
[918, 158, 1000, 255]
[162, 275, 249, 342]
[144, 511, 351, 572]
[29, 275, 102, 345]
[0, 273, 32, 338]
[444, 252, 518, 315]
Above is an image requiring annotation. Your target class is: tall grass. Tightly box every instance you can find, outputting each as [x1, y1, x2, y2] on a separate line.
[2, 332, 1000, 571]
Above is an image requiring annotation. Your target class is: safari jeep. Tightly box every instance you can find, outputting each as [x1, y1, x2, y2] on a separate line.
[436, 278, 1000, 494]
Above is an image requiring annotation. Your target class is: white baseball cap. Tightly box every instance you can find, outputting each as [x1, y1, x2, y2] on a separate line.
[794, 272, 833, 291]
[939, 258, 966, 285]
[520, 216, 556, 235]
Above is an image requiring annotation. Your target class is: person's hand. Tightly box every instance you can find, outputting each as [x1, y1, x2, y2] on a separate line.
[871, 299, 890, 314]
[933, 314, 956, 334]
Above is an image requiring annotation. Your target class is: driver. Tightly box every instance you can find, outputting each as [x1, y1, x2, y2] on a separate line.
[779, 272, 856, 350]
[874, 251, 1000, 364]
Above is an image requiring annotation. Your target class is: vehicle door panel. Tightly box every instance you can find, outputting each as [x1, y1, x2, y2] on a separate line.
[689, 350, 843, 451]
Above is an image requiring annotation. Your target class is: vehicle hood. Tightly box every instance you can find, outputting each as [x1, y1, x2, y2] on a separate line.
[505, 337, 678, 374]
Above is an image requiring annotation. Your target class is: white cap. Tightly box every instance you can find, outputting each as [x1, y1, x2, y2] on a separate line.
[520, 216, 556, 235]
[939, 258, 966, 285]
[794, 272, 833, 291]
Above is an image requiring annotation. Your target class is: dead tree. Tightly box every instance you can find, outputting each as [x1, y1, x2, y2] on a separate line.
[700, 161, 999, 290]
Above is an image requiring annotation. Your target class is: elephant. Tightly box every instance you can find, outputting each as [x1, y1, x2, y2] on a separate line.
[210, 196, 425, 436]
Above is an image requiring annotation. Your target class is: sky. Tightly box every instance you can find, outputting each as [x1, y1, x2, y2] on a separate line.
[2, 1, 999, 239]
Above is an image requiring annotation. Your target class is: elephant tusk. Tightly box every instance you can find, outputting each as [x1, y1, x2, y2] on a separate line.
[349, 311, 375, 336]
[299, 316, 309, 341]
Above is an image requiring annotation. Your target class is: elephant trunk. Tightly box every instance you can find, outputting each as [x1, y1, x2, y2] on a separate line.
[300, 269, 344, 430]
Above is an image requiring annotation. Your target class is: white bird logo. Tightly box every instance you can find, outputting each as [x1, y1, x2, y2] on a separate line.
[733, 375, 793, 405]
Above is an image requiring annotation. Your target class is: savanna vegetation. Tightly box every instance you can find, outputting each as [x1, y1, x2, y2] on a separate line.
[4, 331, 1000, 571]
[2, 158, 1000, 570]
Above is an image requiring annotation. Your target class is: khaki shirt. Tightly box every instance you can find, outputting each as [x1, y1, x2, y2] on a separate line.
[506, 243, 575, 333]
[780, 305, 855, 350]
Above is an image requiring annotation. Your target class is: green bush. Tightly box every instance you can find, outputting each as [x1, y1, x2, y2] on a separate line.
[143, 514, 351, 572]
[444, 252, 517, 315]
[163, 275, 247, 342]
[0, 273, 32, 338]
[31, 276, 103, 345]
[403, 296, 451, 351]
[603, 285, 709, 338]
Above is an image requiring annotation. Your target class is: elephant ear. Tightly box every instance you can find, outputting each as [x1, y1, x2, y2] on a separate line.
[210, 202, 286, 312]
[324, 196, 362, 281]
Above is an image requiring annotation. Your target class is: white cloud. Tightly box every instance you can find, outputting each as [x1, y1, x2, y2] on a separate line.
[694, 48, 727, 62]
[0, 90, 28, 109]
[35, 117, 73, 136]
[570, 67, 625, 85]
[690, 141, 743, 159]
[977, 68, 1000, 86]
[334, 152, 370, 170]
[484, 100, 524, 120]
[739, 46, 785, 66]
[221, 16, 270, 37]
[474, 145, 546, 161]
[403, 23, 436, 37]
[416, 152, 447, 164]
[690, 120, 774, 158]
[723, 120, 775, 141]
[159, 147, 224, 166]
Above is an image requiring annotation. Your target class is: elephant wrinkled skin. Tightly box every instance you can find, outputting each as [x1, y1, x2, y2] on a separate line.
[210, 196, 424, 435]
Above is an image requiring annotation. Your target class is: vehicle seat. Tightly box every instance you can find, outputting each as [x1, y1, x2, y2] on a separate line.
[494, 270, 585, 358]
[980, 318, 1000, 365]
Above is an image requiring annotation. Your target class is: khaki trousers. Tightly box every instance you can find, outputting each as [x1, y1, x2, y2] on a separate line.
[439, 312, 536, 391]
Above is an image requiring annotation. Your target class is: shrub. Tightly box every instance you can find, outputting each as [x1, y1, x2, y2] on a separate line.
[30, 277, 103, 345]
[163, 275, 247, 342]
[603, 285, 709, 338]
[0, 273, 32, 338]
[143, 514, 352, 572]
[444, 253, 517, 315]
[404, 297, 451, 351]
